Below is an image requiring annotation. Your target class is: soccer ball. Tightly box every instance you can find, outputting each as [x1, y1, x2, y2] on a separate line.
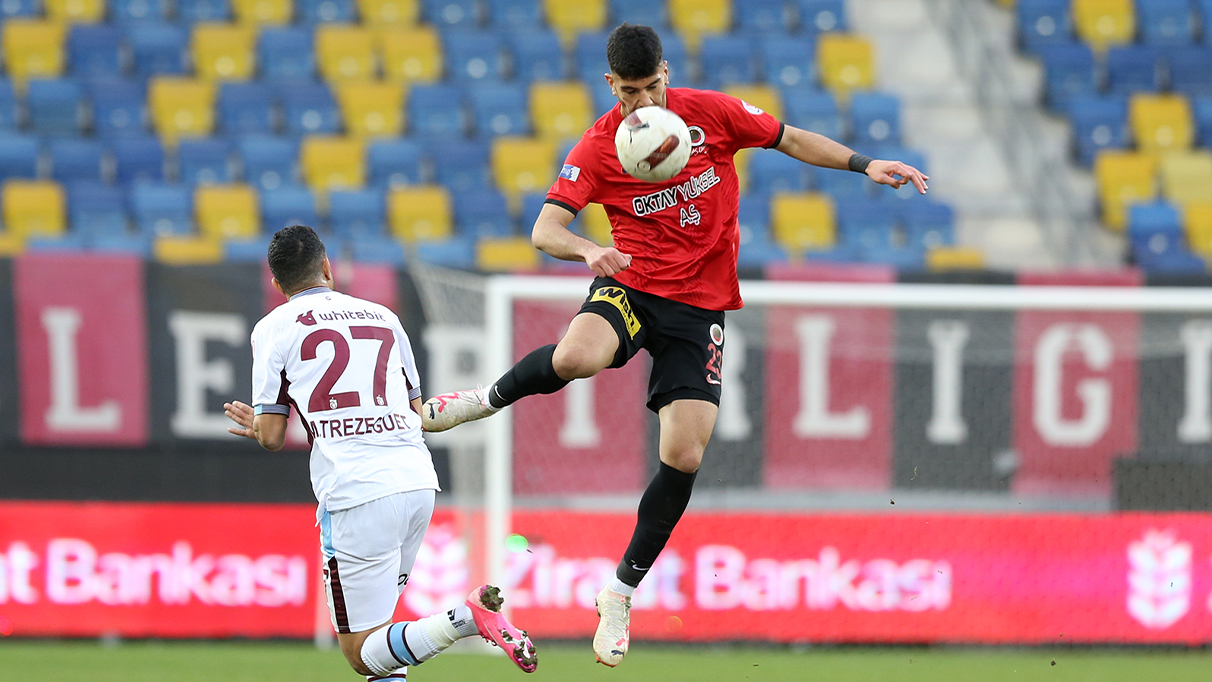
[614, 106, 692, 183]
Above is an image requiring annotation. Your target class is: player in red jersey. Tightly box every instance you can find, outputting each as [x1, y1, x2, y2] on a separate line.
[423, 24, 928, 666]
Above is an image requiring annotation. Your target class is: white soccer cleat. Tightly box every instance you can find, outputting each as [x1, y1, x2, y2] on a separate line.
[592, 587, 631, 667]
[421, 386, 499, 432]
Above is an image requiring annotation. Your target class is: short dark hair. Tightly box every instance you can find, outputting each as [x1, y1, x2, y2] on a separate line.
[267, 224, 326, 293]
[607, 23, 663, 81]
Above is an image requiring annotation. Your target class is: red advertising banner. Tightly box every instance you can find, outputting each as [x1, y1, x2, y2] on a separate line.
[14, 253, 149, 446]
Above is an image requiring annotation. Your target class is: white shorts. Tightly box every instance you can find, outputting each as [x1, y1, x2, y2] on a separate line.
[320, 489, 436, 634]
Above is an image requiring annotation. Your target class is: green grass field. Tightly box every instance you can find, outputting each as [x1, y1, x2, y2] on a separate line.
[3, 640, 1212, 681]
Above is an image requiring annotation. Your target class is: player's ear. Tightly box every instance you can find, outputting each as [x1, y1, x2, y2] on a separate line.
[271, 277, 287, 297]
[321, 256, 334, 286]
[605, 72, 615, 94]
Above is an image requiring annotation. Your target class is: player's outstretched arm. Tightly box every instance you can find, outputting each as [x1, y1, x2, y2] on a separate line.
[532, 202, 631, 277]
[223, 400, 287, 451]
[774, 124, 928, 195]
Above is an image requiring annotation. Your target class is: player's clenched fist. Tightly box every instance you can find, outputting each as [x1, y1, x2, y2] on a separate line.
[585, 246, 632, 277]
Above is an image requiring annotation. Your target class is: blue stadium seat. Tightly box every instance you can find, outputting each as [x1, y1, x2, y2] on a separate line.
[610, 0, 667, 27]
[575, 31, 611, 84]
[127, 24, 187, 76]
[455, 190, 513, 238]
[112, 136, 165, 184]
[487, 0, 542, 29]
[798, 0, 846, 33]
[368, 139, 425, 187]
[1138, 0, 1196, 46]
[735, 0, 790, 34]
[1195, 96, 1212, 147]
[468, 83, 528, 136]
[177, 0, 232, 22]
[297, 0, 356, 24]
[1200, 1, 1212, 42]
[409, 84, 466, 138]
[662, 33, 689, 83]
[218, 82, 276, 135]
[262, 186, 320, 231]
[748, 151, 812, 193]
[782, 88, 841, 140]
[1106, 46, 1162, 95]
[1068, 95, 1129, 166]
[89, 80, 147, 138]
[849, 92, 900, 145]
[900, 201, 955, 250]
[760, 36, 815, 89]
[736, 192, 788, 269]
[415, 235, 476, 268]
[699, 36, 757, 88]
[91, 232, 153, 255]
[27, 234, 89, 252]
[519, 192, 547, 230]
[259, 28, 316, 82]
[1168, 47, 1212, 97]
[443, 31, 505, 83]
[432, 139, 490, 193]
[0, 0, 37, 20]
[0, 82, 15, 131]
[280, 83, 340, 136]
[225, 234, 274, 262]
[330, 189, 385, 237]
[350, 234, 406, 264]
[592, 86, 619, 115]
[238, 136, 298, 191]
[837, 200, 901, 263]
[1129, 200, 1183, 235]
[110, 0, 169, 23]
[131, 182, 192, 236]
[51, 140, 104, 184]
[68, 25, 124, 78]
[0, 135, 40, 182]
[506, 30, 565, 83]
[1040, 44, 1096, 108]
[423, 0, 479, 29]
[1017, 0, 1071, 52]
[67, 183, 129, 237]
[26, 80, 83, 137]
[1129, 202, 1204, 273]
[817, 168, 870, 200]
[177, 139, 232, 185]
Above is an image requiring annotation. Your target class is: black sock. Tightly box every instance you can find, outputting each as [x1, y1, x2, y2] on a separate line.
[615, 462, 698, 587]
[488, 344, 569, 408]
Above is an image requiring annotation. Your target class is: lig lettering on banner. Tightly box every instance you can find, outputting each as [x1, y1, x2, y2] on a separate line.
[1033, 323, 1113, 447]
[559, 376, 601, 448]
[926, 320, 970, 445]
[169, 311, 248, 439]
[793, 315, 870, 439]
[1178, 320, 1212, 443]
[42, 307, 120, 432]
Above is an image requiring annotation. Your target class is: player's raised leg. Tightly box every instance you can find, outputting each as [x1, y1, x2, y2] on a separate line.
[594, 399, 716, 667]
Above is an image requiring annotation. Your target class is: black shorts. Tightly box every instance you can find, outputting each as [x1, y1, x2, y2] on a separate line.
[578, 277, 725, 413]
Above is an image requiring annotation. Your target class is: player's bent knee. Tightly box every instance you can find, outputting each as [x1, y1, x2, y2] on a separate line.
[662, 448, 703, 474]
[551, 344, 610, 380]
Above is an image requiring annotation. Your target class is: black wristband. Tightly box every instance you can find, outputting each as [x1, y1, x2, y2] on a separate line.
[848, 153, 873, 174]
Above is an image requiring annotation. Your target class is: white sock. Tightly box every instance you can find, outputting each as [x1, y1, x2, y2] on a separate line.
[360, 624, 410, 677]
[366, 671, 407, 681]
[607, 577, 636, 598]
[361, 607, 479, 676]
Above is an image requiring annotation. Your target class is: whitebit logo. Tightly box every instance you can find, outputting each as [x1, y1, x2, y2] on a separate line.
[1126, 530, 1192, 629]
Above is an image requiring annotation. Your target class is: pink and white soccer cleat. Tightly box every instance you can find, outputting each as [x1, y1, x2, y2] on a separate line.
[465, 585, 538, 673]
[421, 386, 499, 432]
[593, 587, 631, 667]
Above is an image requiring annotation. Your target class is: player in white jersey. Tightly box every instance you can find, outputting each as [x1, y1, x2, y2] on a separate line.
[223, 225, 537, 680]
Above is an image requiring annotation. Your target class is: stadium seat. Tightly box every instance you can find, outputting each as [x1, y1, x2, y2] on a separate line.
[50, 140, 104, 184]
[817, 34, 875, 96]
[0, 84, 14, 133]
[111, 136, 165, 183]
[442, 31, 504, 84]
[149, 78, 216, 144]
[798, 0, 845, 33]
[926, 246, 985, 271]
[259, 27, 315, 81]
[154, 235, 224, 264]
[900, 201, 956, 250]
[1130, 93, 1194, 156]
[127, 24, 187, 76]
[196, 183, 259, 238]
[574, 31, 611, 84]
[347, 234, 403, 263]
[469, 83, 529, 136]
[336, 81, 406, 139]
[748, 150, 812, 194]
[297, 0, 355, 23]
[231, 0, 292, 24]
[0, 0, 37, 21]
[699, 36, 758, 88]
[1129, 200, 1183, 236]
[67, 182, 128, 237]
[359, 0, 419, 25]
[90, 80, 147, 137]
[1106, 46, 1162, 95]
[1068, 95, 1130, 166]
[1160, 151, 1212, 207]
[329, 189, 385, 236]
[1196, 97, 1212, 148]
[492, 137, 555, 198]
[1095, 150, 1158, 230]
[577, 200, 611, 244]
[836, 199, 896, 252]
[506, 30, 565, 83]
[1017, 0, 1072, 52]
[1039, 43, 1097, 108]
[0, 136, 38, 183]
[735, 0, 789, 34]
[238, 135, 298, 190]
[2, 181, 66, 242]
[178, 0, 233, 22]
[771, 192, 835, 254]
[192, 23, 256, 81]
[109, 0, 168, 23]
[668, 0, 729, 49]
[261, 186, 319, 230]
[26, 80, 83, 137]
[131, 182, 193, 235]
[432, 139, 491, 192]
[736, 192, 774, 262]
[531, 82, 592, 140]
[415, 234, 476, 268]
[487, 0, 542, 28]
[1072, 0, 1134, 52]
[177, 138, 232, 185]
[1168, 48, 1212, 98]
[223, 232, 273, 261]
[368, 138, 424, 187]
[591, 85, 619, 116]
[849, 92, 900, 145]
[68, 25, 123, 77]
[782, 88, 841, 140]
[388, 185, 452, 240]
[316, 25, 376, 81]
[2, 21, 66, 84]
[760, 36, 816, 89]
[477, 236, 539, 271]
[379, 26, 443, 83]
[610, 0, 666, 27]
[280, 82, 341, 135]
[300, 136, 364, 192]
[817, 166, 871, 199]
[44, 0, 104, 23]
[1138, 0, 1195, 46]
[218, 82, 274, 134]
[724, 84, 783, 120]
[1127, 202, 1204, 273]
[408, 83, 465, 138]
[422, 0, 478, 29]
[1185, 201, 1212, 257]
[544, 0, 606, 42]
[662, 33, 690, 84]
[455, 190, 513, 238]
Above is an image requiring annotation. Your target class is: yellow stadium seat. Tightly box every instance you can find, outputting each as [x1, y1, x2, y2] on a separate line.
[544, 0, 606, 43]
[149, 78, 216, 144]
[336, 81, 406, 139]
[316, 25, 376, 81]
[477, 236, 540, 272]
[927, 246, 985, 271]
[818, 34, 876, 96]
[2, 21, 66, 84]
[154, 236, 224, 264]
[1073, 0, 1134, 52]
[1185, 202, 1212, 257]
[2, 181, 65, 241]
[301, 136, 365, 191]
[1160, 152, 1212, 207]
[379, 27, 442, 83]
[771, 192, 835, 254]
[1130, 94, 1194, 157]
[44, 0, 104, 23]
[734, 148, 753, 193]
[359, 0, 419, 25]
[531, 82, 592, 141]
[1095, 151, 1157, 230]
[669, 0, 730, 49]
[195, 184, 259, 240]
[723, 84, 783, 121]
[0, 233, 25, 256]
[579, 202, 612, 245]
[232, 0, 292, 24]
[492, 137, 557, 197]
[388, 185, 451, 241]
[192, 24, 256, 81]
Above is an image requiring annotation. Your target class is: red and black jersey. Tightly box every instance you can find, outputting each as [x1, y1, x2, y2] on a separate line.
[546, 87, 784, 311]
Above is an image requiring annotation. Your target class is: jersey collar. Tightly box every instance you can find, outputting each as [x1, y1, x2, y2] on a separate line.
[290, 286, 332, 301]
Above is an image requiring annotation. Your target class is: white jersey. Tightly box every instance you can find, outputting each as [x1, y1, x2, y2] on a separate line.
[250, 287, 438, 515]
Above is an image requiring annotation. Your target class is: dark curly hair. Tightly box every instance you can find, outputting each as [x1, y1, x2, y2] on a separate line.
[606, 23, 663, 80]
[267, 224, 326, 293]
